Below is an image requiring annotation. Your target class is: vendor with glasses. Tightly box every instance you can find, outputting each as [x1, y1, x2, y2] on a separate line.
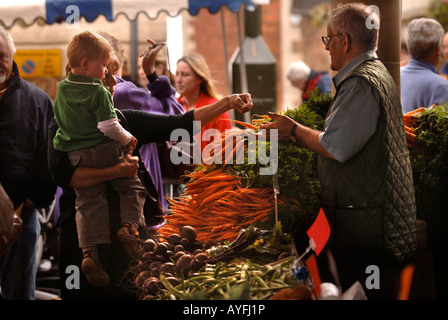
[261, 3, 416, 300]
[321, 33, 350, 47]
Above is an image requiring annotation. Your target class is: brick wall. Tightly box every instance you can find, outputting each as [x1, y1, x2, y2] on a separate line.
[189, 0, 283, 111]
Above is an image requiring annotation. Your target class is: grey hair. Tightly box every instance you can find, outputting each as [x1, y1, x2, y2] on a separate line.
[286, 61, 311, 82]
[328, 3, 379, 51]
[0, 26, 16, 59]
[406, 18, 444, 61]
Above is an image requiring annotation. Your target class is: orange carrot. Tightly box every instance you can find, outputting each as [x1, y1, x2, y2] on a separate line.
[200, 186, 236, 204]
[223, 139, 245, 166]
[218, 118, 257, 130]
[404, 125, 416, 133]
[404, 107, 425, 116]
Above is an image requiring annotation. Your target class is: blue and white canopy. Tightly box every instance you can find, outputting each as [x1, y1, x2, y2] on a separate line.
[0, 0, 252, 28]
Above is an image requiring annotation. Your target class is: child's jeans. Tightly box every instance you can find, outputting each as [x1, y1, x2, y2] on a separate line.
[68, 141, 146, 247]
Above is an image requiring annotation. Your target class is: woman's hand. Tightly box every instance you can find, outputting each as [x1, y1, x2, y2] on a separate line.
[193, 93, 253, 127]
[228, 93, 253, 114]
[140, 38, 165, 76]
[117, 153, 140, 178]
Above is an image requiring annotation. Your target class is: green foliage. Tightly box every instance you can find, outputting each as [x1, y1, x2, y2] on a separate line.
[428, 0, 448, 31]
[286, 88, 332, 124]
[310, 3, 331, 28]
[409, 104, 448, 226]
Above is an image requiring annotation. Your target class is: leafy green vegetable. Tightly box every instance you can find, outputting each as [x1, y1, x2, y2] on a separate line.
[409, 104, 448, 227]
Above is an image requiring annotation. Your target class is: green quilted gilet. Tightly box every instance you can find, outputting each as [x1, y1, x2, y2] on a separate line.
[318, 59, 417, 267]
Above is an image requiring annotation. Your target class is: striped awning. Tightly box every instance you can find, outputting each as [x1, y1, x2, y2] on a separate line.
[0, 0, 252, 28]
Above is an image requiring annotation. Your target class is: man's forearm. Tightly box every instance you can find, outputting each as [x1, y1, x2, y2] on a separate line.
[293, 125, 337, 160]
[68, 153, 140, 188]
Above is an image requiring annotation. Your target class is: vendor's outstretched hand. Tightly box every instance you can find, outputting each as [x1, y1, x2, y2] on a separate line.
[140, 38, 165, 76]
[260, 112, 296, 141]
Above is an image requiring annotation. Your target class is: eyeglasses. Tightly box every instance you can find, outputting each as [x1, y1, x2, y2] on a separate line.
[321, 33, 343, 47]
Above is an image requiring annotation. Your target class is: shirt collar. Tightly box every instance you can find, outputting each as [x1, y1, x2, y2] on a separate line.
[66, 72, 103, 85]
[179, 92, 211, 111]
[333, 50, 378, 87]
[406, 58, 437, 74]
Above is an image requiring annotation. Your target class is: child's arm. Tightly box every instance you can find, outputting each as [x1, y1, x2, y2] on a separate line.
[97, 118, 137, 152]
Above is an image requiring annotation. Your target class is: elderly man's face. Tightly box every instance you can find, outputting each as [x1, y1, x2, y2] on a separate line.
[325, 25, 345, 72]
[0, 35, 13, 90]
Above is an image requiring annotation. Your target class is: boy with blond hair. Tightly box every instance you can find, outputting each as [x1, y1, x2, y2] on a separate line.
[53, 31, 146, 287]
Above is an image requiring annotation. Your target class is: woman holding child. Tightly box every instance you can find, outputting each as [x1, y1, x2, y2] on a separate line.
[48, 31, 253, 299]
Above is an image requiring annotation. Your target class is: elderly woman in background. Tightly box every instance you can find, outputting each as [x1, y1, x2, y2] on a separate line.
[286, 60, 332, 103]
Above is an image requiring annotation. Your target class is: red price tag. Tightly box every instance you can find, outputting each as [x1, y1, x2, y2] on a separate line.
[306, 208, 331, 256]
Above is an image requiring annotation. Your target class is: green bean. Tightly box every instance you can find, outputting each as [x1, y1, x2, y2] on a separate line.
[252, 274, 269, 288]
[213, 262, 225, 278]
[188, 275, 216, 282]
[270, 268, 282, 281]
[206, 277, 235, 295]
[159, 275, 184, 299]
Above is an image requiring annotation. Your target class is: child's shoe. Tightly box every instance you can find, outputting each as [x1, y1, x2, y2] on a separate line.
[117, 222, 142, 259]
[81, 252, 110, 287]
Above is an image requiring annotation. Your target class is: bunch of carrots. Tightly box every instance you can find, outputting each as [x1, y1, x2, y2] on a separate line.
[403, 107, 425, 148]
[202, 129, 248, 165]
[202, 115, 271, 166]
[157, 167, 275, 245]
[202, 118, 265, 166]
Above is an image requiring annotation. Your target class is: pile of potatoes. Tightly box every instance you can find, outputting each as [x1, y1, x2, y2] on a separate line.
[134, 225, 208, 298]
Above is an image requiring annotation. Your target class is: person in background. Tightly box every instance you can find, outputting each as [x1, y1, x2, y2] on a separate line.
[439, 32, 448, 80]
[175, 53, 232, 158]
[286, 60, 332, 103]
[155, 58, 175, 87]
[0, 26, 56, 300]
[400, 40, 409, 67]
[400, 18, 448, 113]
[261, 3, 416, 300]
[136, 56, 148, 89]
